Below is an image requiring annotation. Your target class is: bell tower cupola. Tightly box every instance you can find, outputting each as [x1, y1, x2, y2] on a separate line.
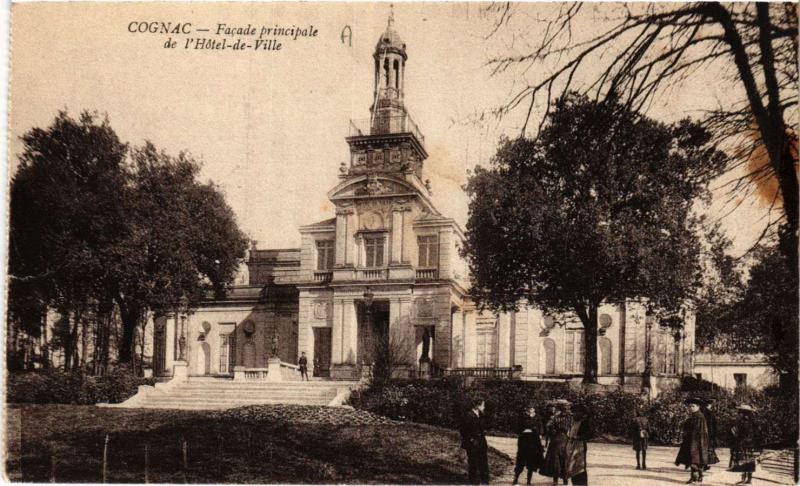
[371, 9, 407, 133]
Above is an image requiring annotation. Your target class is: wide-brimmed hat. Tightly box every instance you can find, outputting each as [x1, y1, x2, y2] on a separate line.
[547, 399, 571, 407]
[736, 404, 756, 413]
[684, 397, 705, 406]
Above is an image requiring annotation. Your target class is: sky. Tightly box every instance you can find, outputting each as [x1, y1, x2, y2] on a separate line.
[8, 2, 776, 256]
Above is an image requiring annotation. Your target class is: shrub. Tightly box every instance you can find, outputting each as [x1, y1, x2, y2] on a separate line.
[349, 378, 799, 448]
[7, 368, 154, 405]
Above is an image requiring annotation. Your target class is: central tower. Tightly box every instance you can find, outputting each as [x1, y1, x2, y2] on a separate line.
[343, 12, 428, 183]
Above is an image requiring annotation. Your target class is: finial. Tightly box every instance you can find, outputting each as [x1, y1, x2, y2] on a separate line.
[388, 4, 395, 28]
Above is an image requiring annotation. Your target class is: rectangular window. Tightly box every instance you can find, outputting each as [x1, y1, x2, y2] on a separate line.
[418, 235, 439, 268]
[219, 334, 231, 374]
[364, 236, 385, 268]
[565, 330, 584, 373]
[476, 330, 497, 367]
[316, 240, 335, 270]
[734, 373, 747, 389]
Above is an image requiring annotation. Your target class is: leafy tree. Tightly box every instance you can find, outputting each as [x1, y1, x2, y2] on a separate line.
[108, 143, 249, 364]
[8, 112, 249, 369]
[485, 2, 798, 269]
[8, 111, 129, 369]
[463, 93, 725, 383]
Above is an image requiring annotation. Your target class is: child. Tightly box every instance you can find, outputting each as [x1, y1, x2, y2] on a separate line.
[513, 404, 545, 485]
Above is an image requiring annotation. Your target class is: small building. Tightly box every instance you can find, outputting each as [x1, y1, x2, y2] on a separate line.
[147, 16, 696, 393]
[693, 351, 778, 390]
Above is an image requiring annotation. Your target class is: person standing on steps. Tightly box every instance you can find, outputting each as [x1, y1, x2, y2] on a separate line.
[729, 404, 760, 485]
[298, 351, 309, 381]
[630, 405, 650, 470]
[459, 396, 490, 485]
[675, 397, 709, 484]
[540, 399, 572, 485]
[565, 403, 593, 485]
[512, 403, 545, 485]
[701, 398, 720, 471]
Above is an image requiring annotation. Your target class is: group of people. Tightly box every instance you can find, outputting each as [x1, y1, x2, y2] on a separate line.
[671, 397, 761, 484]
[458, 397, 592, 485]
[458, 395, 761, 486]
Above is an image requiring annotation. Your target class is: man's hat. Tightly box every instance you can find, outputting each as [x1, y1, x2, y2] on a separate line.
[684, 397, 704, 406]
[548, 399, 571, 406]
[702, 397, 716, 405]
[736, 404, 755, 413]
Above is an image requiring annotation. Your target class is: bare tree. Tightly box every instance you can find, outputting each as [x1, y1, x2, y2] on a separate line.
[484, 2, 798, 264]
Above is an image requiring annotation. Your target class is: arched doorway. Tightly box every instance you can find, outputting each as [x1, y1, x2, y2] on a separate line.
[599, 337, 612, 375]
[541, 338, 556, 374]
[196, 341, 211, 375]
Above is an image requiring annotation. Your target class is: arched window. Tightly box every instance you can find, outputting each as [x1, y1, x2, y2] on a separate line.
[393, 60, 399, 89]
[384, 59, 390, 87]
[541, 338, 556, 374]
[599, 337, 612, 375]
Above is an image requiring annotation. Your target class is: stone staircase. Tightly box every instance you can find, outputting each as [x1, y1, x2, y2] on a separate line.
[109, 378, 358, 410]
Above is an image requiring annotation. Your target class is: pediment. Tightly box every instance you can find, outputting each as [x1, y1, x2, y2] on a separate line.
[328, 174, 419, 200]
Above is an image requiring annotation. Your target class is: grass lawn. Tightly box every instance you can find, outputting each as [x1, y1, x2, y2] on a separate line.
[6, 403, 511, 483]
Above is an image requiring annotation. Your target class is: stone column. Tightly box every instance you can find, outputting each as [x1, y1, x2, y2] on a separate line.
[335, 207, 352, 266]
[390, 202, 410, 264]
[332, 300, 344, 364]
[498, 313, 511, 367]
[344, 299, 358, 365]
[345, 211, 358, 266]
[464, 310, 476, 367]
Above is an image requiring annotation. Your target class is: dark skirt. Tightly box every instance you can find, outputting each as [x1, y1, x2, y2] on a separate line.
[632, 436, 648, 451]
[515, 432, 544, 472]
[729, 448, 757, 472]
[707, 447, 720, 465]
[539, 435, 568, 480]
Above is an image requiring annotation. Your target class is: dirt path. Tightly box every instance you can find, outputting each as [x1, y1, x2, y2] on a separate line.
[487, 436, 795, 486]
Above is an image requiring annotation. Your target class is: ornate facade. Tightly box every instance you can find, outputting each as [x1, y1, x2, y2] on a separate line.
[150, 17, 695, 391]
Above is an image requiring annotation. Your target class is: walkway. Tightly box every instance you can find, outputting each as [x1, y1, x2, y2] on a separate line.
[487, 436, 795, 485]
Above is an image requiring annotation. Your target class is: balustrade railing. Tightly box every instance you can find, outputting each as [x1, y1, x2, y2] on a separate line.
[443, 366, 522, 380]
[314, 271, 333, 283]
[415, 268, 438, 280]
[243, 368, 269, 380]
[359, 268, 388, 280]
[348, 114, 425, 145]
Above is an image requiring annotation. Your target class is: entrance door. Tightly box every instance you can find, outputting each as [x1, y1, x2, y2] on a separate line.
[313, 328, 332, 377]
[153, 317, 167, 375]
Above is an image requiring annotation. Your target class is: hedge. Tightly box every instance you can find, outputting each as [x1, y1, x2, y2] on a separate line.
[7, 368, 155, 405]
[348, 379, 798, 448]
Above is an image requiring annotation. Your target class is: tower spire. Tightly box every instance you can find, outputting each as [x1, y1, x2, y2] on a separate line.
[388, 3, 395, 28]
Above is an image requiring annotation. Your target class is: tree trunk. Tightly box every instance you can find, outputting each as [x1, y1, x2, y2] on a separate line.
[40, 310, 50, 369]
[575, 302, 599, 384]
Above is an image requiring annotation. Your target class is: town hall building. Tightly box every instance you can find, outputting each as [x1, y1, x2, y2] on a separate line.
[147, 17, 696, 394]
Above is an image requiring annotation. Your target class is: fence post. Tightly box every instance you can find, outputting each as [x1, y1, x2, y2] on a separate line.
[181, 437, 188, 484]
[144, 443, 149, 484]
[102, 434, 109, 483]
[216, 437, 223, 478]
[50, 454, 55, 483]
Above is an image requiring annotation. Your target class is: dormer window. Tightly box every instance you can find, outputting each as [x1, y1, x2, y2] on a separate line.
[364, 235, 385, 268]
[418, 235, 438, 268]
[316, 240, 335, 270]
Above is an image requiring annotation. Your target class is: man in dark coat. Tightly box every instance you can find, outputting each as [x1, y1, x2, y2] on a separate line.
[701, 399, 720, 469]
[459, 397, 490, 485]
[675, 397, 709, 483]
[630, 405, 650, 470]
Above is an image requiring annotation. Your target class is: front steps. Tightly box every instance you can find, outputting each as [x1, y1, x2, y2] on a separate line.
[110, 378, 358, 410]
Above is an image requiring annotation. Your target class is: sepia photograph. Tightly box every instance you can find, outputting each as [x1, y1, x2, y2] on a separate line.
[4, 2, 798, 484]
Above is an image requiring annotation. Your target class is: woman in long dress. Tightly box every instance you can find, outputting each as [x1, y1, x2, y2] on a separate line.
[565, 403, 592, 485]
[729, 404, 760, 485]
[540, 400, 572, 485]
